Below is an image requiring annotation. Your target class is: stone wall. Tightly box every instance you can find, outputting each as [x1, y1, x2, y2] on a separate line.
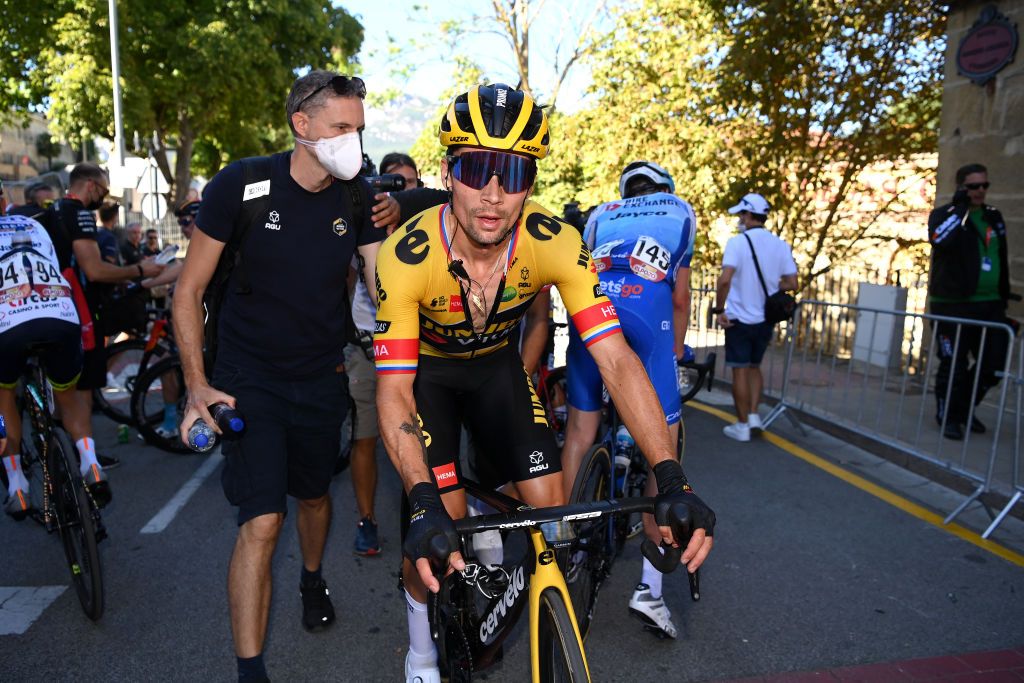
[938, 0, 1024, 313]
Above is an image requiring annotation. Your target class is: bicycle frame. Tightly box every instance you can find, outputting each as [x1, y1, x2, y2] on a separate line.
[444, 480, 679, 682]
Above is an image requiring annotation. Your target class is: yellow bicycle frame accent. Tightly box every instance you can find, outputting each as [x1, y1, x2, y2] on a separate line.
[526, 527, 591, 683]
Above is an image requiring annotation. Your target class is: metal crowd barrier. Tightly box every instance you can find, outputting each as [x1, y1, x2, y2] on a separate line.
[759, 300, 1017, 534]
[984, 337, 1024, 538]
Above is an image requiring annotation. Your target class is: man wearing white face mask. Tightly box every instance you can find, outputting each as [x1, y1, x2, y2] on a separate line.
[713, 192, 797, 441]
[173, 70, 387, 682]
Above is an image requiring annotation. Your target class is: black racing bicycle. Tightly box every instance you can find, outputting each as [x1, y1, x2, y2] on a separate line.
[428, 477, 695, 682]
[558, 352, 713, 638]
[18, 346, 106, 620]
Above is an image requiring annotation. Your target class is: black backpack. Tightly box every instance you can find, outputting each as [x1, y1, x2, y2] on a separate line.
[202, 156, 366, 374]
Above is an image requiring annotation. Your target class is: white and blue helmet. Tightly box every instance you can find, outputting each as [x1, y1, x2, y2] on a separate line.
[619, 161, 675, 199]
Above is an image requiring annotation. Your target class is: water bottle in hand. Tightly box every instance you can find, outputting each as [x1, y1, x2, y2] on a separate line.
[187, 419, 217, 452]
[210, 403, 246, 440]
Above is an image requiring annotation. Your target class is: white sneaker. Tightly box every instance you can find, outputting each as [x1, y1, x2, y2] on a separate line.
[748, 413, 764, 432]
[405, 651, 441, 683]
[628, 583, 678, 638]
[723, 422, 751, 442]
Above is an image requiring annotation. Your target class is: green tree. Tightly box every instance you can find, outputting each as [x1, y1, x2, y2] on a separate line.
[36, 132, 63, 170]
[704, 0, 945, 281]
[15, 0, 362, 202]
[541, 0, 944, 280]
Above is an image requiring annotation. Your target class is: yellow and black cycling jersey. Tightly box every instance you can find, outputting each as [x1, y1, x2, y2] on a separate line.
[374, 201, 621, 374]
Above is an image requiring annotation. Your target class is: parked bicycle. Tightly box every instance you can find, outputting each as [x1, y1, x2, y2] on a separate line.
[18, 347, 106, 620]
[94, 306, 176, 425]
[427, 476, 695, 682]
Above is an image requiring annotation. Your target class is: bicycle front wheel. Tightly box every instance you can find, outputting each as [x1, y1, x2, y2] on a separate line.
[559, 444, 612, 640]
[131, 355, 192, 454]
[537, 588, 589, 683]
[51, 428, 104, 621]
[94, 339, 148, 425]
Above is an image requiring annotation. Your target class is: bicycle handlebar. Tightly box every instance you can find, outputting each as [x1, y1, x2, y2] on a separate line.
[428, 496, 695, 576]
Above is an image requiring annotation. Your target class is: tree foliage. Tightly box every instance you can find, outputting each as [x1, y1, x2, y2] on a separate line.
[4, 0, 363, 201]
[540, 0, 945, 280]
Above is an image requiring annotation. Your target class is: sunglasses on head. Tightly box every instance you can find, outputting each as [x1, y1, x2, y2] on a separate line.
[964, 182, 990, 190]
[448, 151, 536, 194]
[297, 75, 366, 112]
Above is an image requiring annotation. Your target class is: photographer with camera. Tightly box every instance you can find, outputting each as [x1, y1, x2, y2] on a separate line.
[928, 163, 1015, 441]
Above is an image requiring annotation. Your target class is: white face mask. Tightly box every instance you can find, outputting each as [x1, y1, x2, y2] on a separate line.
[296, 131, 362, 180]
[736, 217, 746, 232]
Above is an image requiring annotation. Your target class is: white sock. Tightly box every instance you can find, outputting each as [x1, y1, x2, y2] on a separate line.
[467, 499, 504, 567]
[405, 590, 436, 666]
[75, 437, 99, 477]
[4, 455, 28, 494]
[641, 553, 664, 599]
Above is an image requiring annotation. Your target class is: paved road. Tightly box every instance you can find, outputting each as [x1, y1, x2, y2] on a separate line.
[2, 405, 1022, 682]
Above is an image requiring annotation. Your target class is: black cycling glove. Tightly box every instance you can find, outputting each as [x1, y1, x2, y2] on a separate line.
[653, 460, 716, 538]
[403, 482, 460, 568]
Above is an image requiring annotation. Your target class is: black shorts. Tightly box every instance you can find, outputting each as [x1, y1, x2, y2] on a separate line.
[215, 364, 350, 526]
[0, 318, 83, 390]
[724, 320, 773, 368]
[414, 345, 559, 494]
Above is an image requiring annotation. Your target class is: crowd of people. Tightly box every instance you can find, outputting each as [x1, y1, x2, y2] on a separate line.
[10, 68, 1008, 683]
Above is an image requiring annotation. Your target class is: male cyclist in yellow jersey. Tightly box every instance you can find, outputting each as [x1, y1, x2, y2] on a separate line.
[374, 84, 716, 682]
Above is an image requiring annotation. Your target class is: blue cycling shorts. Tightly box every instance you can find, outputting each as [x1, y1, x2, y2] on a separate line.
[566, 274, 680, 425]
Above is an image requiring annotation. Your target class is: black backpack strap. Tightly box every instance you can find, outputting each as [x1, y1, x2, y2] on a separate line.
[230, 156, 275, 294]
[742, 232, 770, 299]
[344, 179, 364, 229]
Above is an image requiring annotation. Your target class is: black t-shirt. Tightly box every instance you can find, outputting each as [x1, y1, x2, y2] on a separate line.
[197, 151, 384, 379]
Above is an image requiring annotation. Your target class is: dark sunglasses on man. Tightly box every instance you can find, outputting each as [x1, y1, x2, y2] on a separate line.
[177, 215, 195, 227]
[447, 150, 537, 194]
[297, 75, 366, 111]
[964, 182, 990, 190]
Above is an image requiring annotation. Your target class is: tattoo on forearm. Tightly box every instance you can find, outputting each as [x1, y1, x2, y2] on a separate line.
[400, 414, 429, 466]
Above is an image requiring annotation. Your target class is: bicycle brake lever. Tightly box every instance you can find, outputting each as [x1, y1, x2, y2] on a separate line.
[428, 533, 454, 576]
[640, 538, 682, 573]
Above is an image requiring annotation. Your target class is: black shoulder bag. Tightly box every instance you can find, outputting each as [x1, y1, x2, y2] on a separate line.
[742, 231, 796, 325]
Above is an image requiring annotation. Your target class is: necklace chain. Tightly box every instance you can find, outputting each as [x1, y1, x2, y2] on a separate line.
[445, 210, 509, 332]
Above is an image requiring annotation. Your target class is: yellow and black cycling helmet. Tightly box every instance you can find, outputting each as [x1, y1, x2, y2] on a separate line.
[439, 84, 550, 159]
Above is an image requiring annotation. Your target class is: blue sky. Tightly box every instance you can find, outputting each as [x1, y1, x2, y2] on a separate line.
[342, 0, 606, 165]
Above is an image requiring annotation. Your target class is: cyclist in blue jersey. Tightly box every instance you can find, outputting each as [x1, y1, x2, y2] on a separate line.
[562, 160, 696, 638]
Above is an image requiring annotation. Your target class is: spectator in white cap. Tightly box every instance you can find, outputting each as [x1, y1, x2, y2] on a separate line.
[712, 192, 797, 441]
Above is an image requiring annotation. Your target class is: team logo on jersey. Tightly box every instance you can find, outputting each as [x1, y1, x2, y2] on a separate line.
[528, 450, 548, 473]
[449, 296, 463, 312]
[501, 286, 517, 302]
[265, 210, 281, 231]
[428, 295, 447, 311]
[332, 218, 348, 237]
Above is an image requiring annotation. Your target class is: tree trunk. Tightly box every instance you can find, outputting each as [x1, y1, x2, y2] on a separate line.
[173, 112, 195, 206]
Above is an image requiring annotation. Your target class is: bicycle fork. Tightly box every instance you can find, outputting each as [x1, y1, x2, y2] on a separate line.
[527, 528, 591, 683]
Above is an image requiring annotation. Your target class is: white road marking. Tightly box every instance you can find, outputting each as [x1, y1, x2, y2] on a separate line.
[141, 450, 222, 534]
[0, 586, 67, 635]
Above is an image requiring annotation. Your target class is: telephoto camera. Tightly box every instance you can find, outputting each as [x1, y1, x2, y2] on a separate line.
[365, 174, 407, 192]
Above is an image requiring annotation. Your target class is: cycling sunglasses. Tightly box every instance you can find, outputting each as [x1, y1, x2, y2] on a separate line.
[177, 215, 195, 227]
[448, 151, 537, 194]
[297, 75, 366, 111]
[964, 182, 990, 190]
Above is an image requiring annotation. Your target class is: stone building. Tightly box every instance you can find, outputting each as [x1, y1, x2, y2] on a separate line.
[938, 1, 1023, 312]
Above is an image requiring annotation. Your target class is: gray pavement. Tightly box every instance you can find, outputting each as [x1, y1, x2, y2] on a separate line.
[2, 405, 1022, 682]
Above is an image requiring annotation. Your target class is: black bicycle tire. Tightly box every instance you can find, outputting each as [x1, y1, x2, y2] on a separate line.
[559, 443, 612, 640]
[537, 588, 590, 683]
[51, 427, 104, 621]
[94, 339, 149, 425]
[678, 363, 706, 405]
[130, 355, 192, 454]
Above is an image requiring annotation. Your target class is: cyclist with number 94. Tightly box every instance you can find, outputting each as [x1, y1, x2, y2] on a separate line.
[373, 84, 715, 683]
